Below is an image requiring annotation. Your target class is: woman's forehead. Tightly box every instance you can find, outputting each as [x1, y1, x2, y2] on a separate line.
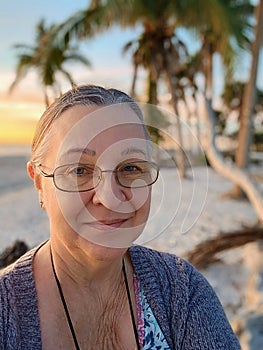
[51, 104, 148, 162]
[54, 104, 145, 137]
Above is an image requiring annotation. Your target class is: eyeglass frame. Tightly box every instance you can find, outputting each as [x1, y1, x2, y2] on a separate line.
[34, 160, 159, 193]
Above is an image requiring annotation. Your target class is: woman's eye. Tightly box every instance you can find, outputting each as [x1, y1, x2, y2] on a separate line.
[121, 164, 141, 172]
[68, 165, 93, 176]
[74, 167, 86, 175]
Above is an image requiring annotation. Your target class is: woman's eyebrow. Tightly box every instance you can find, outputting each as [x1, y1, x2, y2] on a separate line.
[60, 147, 96, 159]
[121, 147, 146, 156]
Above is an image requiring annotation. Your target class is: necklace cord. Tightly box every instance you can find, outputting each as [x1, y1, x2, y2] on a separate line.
[122, 259, 140, 350]
[50, 247, 81, 350]
[50, 247, 140, 350]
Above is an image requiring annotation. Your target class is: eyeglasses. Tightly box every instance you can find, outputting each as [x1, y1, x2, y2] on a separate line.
[36, 160, 159, 192]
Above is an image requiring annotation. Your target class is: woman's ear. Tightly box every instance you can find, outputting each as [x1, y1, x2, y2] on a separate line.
[27, 161, 42, 190]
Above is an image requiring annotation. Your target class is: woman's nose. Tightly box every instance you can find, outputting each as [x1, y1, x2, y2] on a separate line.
[92, 172, 132, 211]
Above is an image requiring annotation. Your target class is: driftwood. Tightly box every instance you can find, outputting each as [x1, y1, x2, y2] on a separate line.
[186, 226, 263, 269]
[0, 240, 29, 268]
[203, 97, 263, 221]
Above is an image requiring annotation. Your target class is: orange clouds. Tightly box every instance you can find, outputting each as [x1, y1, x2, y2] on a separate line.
[0, 98, 44, 144]
[0, 117, 37, 144]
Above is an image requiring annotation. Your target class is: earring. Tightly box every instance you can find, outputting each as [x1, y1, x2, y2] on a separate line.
[40, 201, 44, 209]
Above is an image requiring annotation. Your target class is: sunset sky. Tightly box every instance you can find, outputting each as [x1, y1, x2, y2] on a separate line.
[0, 0, 262, 144]
[0, 0, 142, 144]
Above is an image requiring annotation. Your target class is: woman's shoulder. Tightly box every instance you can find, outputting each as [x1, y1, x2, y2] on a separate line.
[0, 244, 43, 349]
[0, 242, 45, 296]
[0, 246, 36, 279]
[129, 244, 194, 277]
[129, 244, 214, 300]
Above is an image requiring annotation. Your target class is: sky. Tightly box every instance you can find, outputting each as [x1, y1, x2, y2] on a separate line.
[0, 0, 144, 143]
[0, 0, 262, 144]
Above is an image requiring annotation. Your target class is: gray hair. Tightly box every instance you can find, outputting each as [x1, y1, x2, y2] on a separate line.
[31, 85, 149, 162]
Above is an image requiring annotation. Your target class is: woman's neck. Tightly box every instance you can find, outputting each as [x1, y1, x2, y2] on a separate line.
[49, 235, 128, 291]
[34, 239, 138, 350]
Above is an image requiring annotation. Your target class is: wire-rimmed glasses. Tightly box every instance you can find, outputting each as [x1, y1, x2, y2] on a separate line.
[35, 160, 159, 192]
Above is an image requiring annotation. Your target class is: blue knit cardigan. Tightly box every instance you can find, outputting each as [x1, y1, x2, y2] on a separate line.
[0, 244, 240, 349]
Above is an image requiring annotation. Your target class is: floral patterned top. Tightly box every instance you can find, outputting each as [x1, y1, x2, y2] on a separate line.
[134, 274, 171, 349]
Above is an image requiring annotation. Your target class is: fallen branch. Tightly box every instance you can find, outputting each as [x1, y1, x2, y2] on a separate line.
[186, 225, 263, 269]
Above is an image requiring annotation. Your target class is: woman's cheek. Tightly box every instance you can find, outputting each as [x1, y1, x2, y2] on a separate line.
[130, 186, 151, 214]
[53, 191, 92, 229]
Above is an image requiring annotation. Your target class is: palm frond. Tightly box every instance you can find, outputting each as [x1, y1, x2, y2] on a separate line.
[9, 17, 92, 102]
[64, 53, 91, 67]
[9, 55, 35, 92]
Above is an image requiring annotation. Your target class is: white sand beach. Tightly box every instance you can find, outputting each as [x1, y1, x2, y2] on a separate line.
[0, 145, 262, 349]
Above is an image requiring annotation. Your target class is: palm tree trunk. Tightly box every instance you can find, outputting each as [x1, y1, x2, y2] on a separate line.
[164, 66, 186, 178]
[204, 47, 213, 100]
[193, 92, 202, 143]
[233, 1, 263, 196]
[44, 88, 50, 107]
[183, 95, 195, 153]
[203, 96, 263, 222]
[130, 63, 138, 98]
[147, 67, 158, 105]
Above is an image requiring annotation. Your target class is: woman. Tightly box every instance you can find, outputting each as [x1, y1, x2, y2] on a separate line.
[0, 85, 240, 349]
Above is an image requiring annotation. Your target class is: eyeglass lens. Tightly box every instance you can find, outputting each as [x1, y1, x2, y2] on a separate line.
[52, 161, 158, 192]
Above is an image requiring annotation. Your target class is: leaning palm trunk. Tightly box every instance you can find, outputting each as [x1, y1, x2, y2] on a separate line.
[44, 89, 50, 107]
[232, 1, 263, 196]
[147, 67, 158, 106]
[164, 68, 186, 178]
[203, 97, 263, 222]
[183, 95, 196, 153]
[191, 92, 202, 143]
[130, 63, 138, 98]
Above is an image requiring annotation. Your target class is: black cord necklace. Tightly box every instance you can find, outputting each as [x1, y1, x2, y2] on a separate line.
[50, 247, 140, 350]
[122, 258, 141, 350]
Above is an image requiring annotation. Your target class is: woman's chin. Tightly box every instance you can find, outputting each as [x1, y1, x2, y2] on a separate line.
[73, 223, 143, 249]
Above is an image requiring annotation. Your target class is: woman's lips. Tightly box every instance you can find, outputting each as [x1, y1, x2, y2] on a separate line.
[86, 219, 129, 231]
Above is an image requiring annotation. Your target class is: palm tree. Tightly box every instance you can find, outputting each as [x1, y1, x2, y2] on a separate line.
[58, 0, 202, 177]
[206, 1, 262, 198]
[123, 32, 170, 145]
[123, 28, 191, 176]
[55, 0, 253, 176]
[201, 1, 263, 221]
[233, 0, 263, 196]
[9, 19, 91, 106]
[186, 0, 255, 198]
[179, 0, 253, 98]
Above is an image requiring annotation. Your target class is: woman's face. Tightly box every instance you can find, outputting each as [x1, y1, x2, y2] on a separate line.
[38, 104, 153, 249]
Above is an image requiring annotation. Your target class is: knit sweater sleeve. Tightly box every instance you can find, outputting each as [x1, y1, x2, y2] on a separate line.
[0, 270, 6, 349]
[0, 264, 22, 349]
[0, 249, 42, 350]
[130, 245, 241, 350]
[181, 263, 241, 350]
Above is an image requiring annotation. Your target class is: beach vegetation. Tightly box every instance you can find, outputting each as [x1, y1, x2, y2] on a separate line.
[9, 19, 91, 107]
